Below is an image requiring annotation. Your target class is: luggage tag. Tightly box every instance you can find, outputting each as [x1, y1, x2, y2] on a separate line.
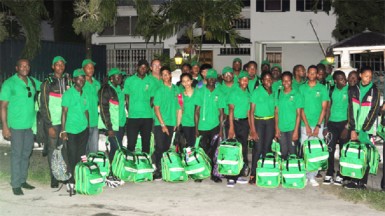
[367, 96, 372, 102]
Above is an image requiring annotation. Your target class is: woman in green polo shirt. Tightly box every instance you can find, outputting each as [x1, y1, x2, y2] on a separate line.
[226, 71, 251, 187]
[249, 71, 275, 184]
[180, 73, 197, 147]
[60, 69, 89, 195]
[153, 66, 182, 180]
[274, 72, 302, 160]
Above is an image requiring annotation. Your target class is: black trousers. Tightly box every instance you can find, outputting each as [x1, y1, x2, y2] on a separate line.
[67, 129, 89, 183]
[199, 126, 220, 174]
[181, 126, 196, 147]
[46, 125, 63, 184]
[279, 131, 298, 160]
[107, 127, 125, 163]
[326, 120, 349, 176]
[251, 118, 275, 176]
[126, 118, 153, 153]
[154, 125, 174, 170]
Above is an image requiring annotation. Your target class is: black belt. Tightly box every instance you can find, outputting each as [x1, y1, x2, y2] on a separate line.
[234, 117, 248, 121]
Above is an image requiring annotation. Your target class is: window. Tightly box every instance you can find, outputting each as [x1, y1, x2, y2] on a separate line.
[233, 19, 251, 29]
[198, 51, 213, 66]
[220, 48, 250, 55]
[256, 0, 290, 12]
[100, 16, 138, 36]
[297, 0, 331, 12]
[265, 47, 282, 65]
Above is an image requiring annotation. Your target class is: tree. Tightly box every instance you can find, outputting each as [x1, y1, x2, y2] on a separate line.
[134, 0, 243, 61]
[1, 0, 47, 59]
[0, 13, 8, 42]
[73, 0, 116, 58]
[332, 0, 385, 41]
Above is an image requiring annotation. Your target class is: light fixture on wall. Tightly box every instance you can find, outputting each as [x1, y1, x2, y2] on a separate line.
[174, 51, 183, 67]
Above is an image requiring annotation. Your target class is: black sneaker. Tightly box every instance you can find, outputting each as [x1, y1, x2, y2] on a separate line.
[211, 176, 222, 183]
[322, 176, 334, 185]
[153, 171, 162, 181]
[316, 171, 323, 179]
[194, 179, 202, 183]
[334, 175, 344, 186]
[344, 181, 359, 189]
[21, 182, 35, 190]
[248, 176, 256, 185]
[12, 187, 24, 195]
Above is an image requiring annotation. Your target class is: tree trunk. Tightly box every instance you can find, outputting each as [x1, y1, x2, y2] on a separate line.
[85, 32, 92, 59]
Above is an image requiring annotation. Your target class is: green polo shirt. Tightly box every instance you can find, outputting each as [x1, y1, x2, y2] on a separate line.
[329, 85, 348, 122]
[326, 74, 334, 87]
[153, 84, 180, 126]
[272, 80, 283, 93]
[275, 89, 303, 132]
[83, 78, 100, 127]
[148, 74, 162, 90]
[218, 82, 237, 115]
[62, 87, 89, 134]
[124, 74, 156, 118]
[228, 87, 250, 119]
[292, 78, 306, 91]
[248, 77, 259, 93]
[0, 74, 41, 129]
[181, 90, 197, 127]
[110, 82, 127, 127]
[250, 86, 275, 117]
[195, 86, 225, 131]
[299, 82, 330, 127]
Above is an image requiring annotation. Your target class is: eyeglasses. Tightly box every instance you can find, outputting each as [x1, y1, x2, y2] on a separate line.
[26, 87, 32, 98]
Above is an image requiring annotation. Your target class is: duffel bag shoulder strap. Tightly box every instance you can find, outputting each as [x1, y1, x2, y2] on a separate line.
[307, 140, 312, 154]
[318, 139, 325, 151]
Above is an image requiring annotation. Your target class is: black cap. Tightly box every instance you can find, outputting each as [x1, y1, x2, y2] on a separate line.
[137, 59, 149, 67]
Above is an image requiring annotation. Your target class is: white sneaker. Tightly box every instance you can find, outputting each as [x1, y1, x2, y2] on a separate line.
[237, 177, 248, 184]
[334, 175, 343, 186]
[309, 179, 319, 187]
[227, 179, 236, 188]
[322, 176, 334, 185]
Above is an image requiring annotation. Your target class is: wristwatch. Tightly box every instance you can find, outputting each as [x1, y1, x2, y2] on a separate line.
[316, 124, 321, 128]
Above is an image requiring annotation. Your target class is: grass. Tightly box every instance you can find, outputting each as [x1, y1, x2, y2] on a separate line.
[0, 145, 50, 185]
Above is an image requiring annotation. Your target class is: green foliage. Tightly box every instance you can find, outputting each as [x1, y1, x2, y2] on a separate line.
[1, 0, 47, 59]
[134, 0, 243, 60]
[0, 13, 8, 42]
[332, 0, 385, 41]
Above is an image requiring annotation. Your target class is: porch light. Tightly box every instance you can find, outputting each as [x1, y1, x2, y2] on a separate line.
[174, 51, 183, 66]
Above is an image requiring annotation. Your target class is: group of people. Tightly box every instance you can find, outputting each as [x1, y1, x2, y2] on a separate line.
[1, 55, 384, 196]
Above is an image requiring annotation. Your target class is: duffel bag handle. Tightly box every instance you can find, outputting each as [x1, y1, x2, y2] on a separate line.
[194, 136, 202, 149]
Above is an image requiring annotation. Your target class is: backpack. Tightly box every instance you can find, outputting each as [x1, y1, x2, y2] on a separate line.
[161, 136, 188, 182]
[75, 161, 105, 195]
[128, 152, 154, 182]
[302, 138, 329, 172]
[367, 143, 381, 175]
[217, 138, 244, 176]
[256, 153, 281, 188]
[88, 151, 110, 179]
[281, 154, 306, 189]
[182, 136, 212, 180]
[51, 144, 71, 181]
[111, 146, 134, 181]
[339, 141, 368, 179]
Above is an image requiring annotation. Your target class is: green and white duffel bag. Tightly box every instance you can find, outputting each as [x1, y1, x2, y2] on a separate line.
[182, 136, 212, 180]
[340, 141, 368, 179]
[88, 151, 110, 179]
[111, 146, 135, 181]
[217, 139, 244, 176]
[128, 152, 154, 182]
[256, 153, 281, 188]
[367, 143, 381, 175]
[161, 147, 188, 182]
[281, 154, 306, 189]
[75, 161, 105, 195]
[271, 139, 282, 160]
[302, 138, 329, 172]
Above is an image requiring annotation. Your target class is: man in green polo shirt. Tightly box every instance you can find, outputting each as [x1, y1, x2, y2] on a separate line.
[261, 59, 270, 73]
[322, 70, 349, 186]
[191, 60, 202, 82]
[226, 71, 251, 187]
[40, 56, 72, 188]
[195, 68, 224, 183]
[292, 64, 306, 91]
[149, 59, 163, 89]
[60, 68, 89, 195]
[124, 60, 156, 154]
[299, 65, 329, 187]
[82, 59, 101, 154]
[271, 64, 282, 93]
[0, 59, 41, 195]
[246, 61, 260, 92]
[218, 66, 236, 119]
[232, 58, 242, 82]
[320, 59, 334, 87]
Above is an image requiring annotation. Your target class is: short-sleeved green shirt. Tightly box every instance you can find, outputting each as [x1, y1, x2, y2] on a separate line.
[292, 78, 306, 91]
[326, 74, 334, 87]
[83, 78, 100, 127]
[124, 74, 156, 118]
[275, 88, 303, 132]
[248, 77, 260, 93]
[272, 80, 283, 93]
[148, 74, 162, 90]
[250, 86, 275, 117]
[62, 87, 89, 134]
[228, 87, 250, 119]
[195, 86, 225, 131]
[181, 90, 197, 127]
[153, 84, 180, 126]
[299, 82, 330, 127]
[218, 82, 237, 115]
[329, 85, 348, 122]
[0, 74, 41, 129]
